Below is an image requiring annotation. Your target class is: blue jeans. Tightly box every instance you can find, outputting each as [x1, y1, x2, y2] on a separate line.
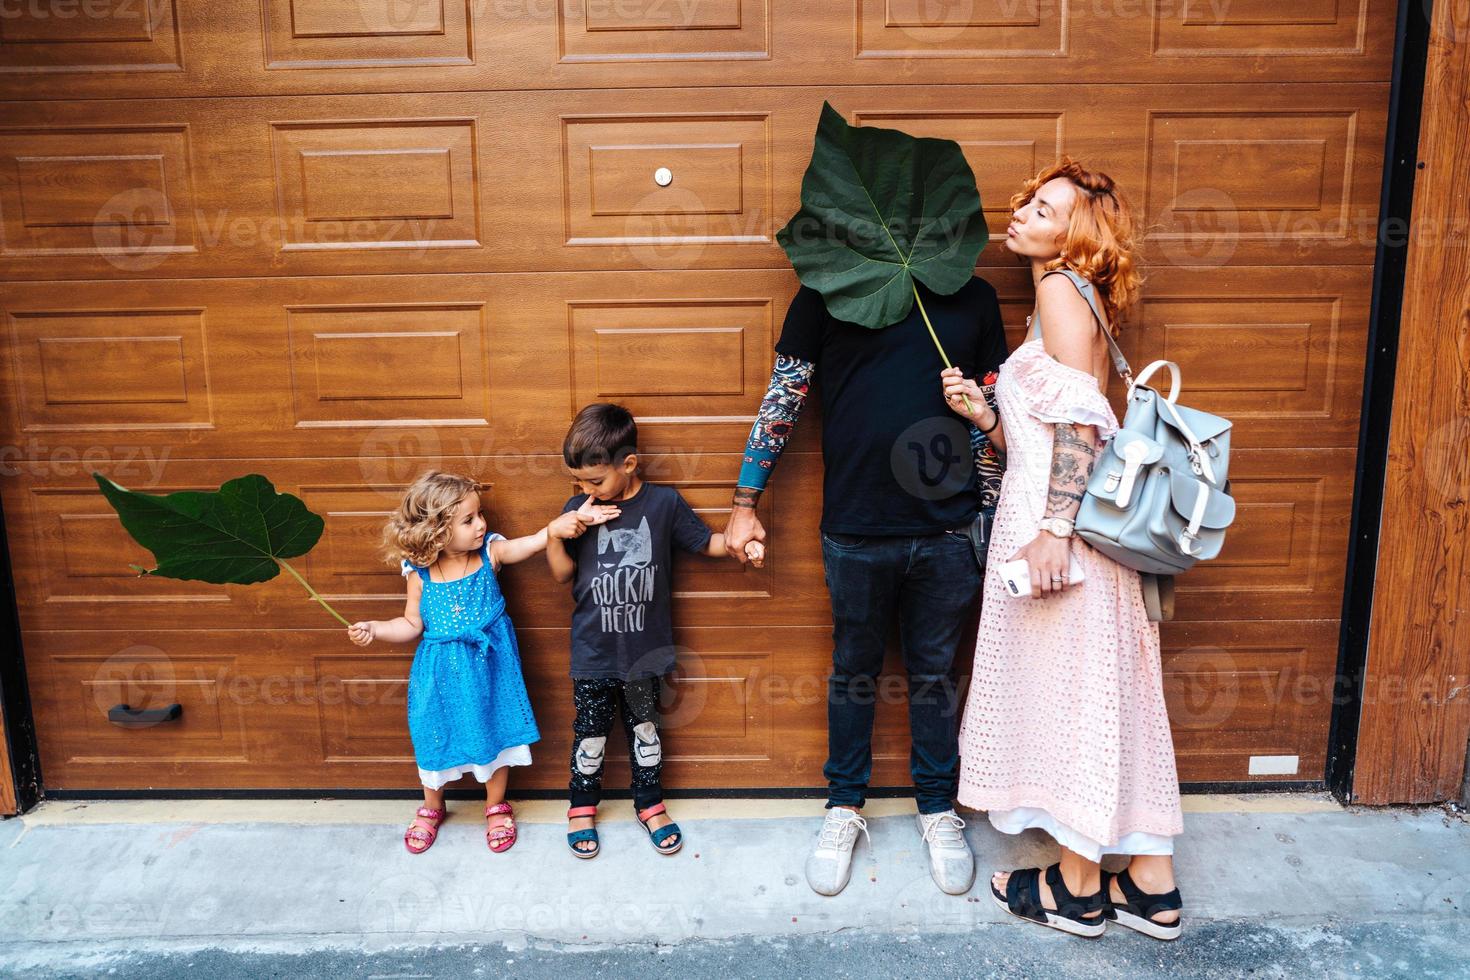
[820, 528, 982, 815]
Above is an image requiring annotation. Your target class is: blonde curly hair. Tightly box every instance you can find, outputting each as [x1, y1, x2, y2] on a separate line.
[1008, 155, 1145, 334]
[381, 470, 487, 570]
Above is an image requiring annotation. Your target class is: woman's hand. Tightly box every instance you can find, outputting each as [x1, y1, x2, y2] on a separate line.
[1010, 532, 1074, 598]
[347, 621, 376, 646]
[940, 367, 991, 426]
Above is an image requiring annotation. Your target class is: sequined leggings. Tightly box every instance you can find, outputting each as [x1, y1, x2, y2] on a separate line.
[569, 677, 663, 811]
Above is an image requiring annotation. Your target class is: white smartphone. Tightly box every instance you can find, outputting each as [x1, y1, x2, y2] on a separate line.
[998, 557, 1085, 598]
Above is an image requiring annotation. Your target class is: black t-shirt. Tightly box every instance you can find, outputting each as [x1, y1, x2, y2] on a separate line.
[560, 482, 713, 681]
[775, 275, 1010, 535]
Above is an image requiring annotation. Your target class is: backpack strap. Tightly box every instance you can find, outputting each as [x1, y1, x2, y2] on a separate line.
[1039, 269, 1134, 386]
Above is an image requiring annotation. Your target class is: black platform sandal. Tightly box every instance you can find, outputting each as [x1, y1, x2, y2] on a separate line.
[989, 864, 1106, 938]
[1101, 868, 1183, 941]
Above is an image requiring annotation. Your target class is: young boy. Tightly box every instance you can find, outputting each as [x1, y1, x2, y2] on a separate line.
[546, 402, 762, 859]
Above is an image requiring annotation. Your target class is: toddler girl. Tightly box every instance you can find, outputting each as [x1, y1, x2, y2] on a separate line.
[347, 470, 615, 854]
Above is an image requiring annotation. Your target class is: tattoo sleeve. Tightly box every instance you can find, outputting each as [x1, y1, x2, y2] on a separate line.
[1045, 422, 1099, 520]
[966, 376, 1004, 511]
[735, 354, 815, 499]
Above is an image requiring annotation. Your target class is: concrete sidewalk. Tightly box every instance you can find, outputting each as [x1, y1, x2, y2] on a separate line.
[1, 793, 1466, 978]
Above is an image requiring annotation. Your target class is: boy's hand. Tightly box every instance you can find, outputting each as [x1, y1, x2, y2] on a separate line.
[547, 511, 588, 541]
[575, 499, 621, 527]
[743, 540, 766, 568]
[347, 621, 375, 646]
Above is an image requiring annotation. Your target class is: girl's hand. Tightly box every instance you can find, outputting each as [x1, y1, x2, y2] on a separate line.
[1009, 532, 1074, 598]
[744, 540, 766, 568]
[547, 511, 587, 541]
[576, 499, 621, 527]
[347, 621, 376, 646]
[940, 367, 988, 424]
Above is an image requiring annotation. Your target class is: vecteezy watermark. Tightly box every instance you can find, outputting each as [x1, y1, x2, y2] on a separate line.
[486, 0, 720, 26]
[90, 645, 177, 724]
[355, 427, 721, 499]
[1420, 418, 1470, 506]
[357, 871, 701, 940]
[90, 647, 413, 716]
[0, 439, 169, 485]
[93, 188, 177, 273]
[0, 0, 146, 21]
[891, 416, 975, 503]
[884, 0, 1243, 37]
[1426, 0, 1470, 43]
[1150, 185, 1470, 269]
[92, 191, 445, 273]
[624, 185, 713, 271]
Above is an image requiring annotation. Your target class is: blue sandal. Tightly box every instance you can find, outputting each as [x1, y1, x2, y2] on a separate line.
[636, 803, 682, 855]
[567, 805, 599, 859]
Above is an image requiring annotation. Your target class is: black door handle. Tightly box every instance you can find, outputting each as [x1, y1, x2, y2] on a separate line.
[107, 703, 182, 725]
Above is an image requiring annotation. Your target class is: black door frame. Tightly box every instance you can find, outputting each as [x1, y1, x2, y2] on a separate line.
[1325, 0, 1433, 802]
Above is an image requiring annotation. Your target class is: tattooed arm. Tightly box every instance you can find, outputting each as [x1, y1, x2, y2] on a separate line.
[726, 353, 816, 562]
[1045, 422, 1099, 523]
[966, 375, 1005, 512]
[1008, 274, 1107, 597]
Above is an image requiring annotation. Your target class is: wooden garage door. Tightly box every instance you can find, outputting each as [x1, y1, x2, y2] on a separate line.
[0, 1, 1394, 790]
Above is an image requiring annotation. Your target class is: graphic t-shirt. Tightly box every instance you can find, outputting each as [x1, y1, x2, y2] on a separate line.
[560, 482, 713, 681]
[775, 275, 1010, 535]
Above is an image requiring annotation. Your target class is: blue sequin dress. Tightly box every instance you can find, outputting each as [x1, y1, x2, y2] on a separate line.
[402, 533, 540, 789]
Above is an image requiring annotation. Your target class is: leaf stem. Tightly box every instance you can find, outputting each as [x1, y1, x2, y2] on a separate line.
[276, 558, 352, 628]
[912, 281, 974, 415]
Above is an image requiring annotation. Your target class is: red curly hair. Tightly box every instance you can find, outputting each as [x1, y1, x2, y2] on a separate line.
[1008, 156, 1144, 334]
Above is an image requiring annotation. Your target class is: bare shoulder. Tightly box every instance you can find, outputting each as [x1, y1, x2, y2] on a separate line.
[1036, 276, 1097, 372]
[1036, 273, 1094, 325]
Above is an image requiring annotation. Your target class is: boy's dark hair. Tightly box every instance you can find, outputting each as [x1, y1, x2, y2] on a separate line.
[563, 403, 638, 469]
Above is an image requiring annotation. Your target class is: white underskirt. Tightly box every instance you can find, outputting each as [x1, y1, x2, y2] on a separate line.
[988, 806, 1175, 863]
[418, 744, 533, 790]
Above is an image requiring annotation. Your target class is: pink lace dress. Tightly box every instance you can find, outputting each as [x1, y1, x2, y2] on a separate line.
[956, 316, 1183, 861]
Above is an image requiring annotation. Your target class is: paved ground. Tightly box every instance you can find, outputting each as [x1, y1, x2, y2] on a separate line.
[1, 794, 1466, 978]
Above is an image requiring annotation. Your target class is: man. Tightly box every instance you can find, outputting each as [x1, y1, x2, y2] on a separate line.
[723, 275, 1008, 896]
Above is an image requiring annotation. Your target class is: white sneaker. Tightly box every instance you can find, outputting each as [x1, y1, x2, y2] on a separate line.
[917, 809, 975, 895]
[805, 807, 870, 896]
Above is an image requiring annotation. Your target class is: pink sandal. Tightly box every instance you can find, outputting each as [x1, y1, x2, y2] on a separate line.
[404, 805, 446, 854]
[485, 801, 517, 853]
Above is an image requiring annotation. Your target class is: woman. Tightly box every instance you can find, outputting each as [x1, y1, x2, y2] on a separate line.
[940, 157, 1185, 940]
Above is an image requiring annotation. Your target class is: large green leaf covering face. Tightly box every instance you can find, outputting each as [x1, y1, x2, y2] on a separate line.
[94, 473, 323, 585]
[776, 101, 990, 329]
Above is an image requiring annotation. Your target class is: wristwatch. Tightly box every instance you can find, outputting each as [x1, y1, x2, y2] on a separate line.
[1038, 517, 1075, 538]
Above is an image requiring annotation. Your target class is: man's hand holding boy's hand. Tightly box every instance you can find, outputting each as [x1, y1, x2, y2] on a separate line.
[724, 505, 766, 565]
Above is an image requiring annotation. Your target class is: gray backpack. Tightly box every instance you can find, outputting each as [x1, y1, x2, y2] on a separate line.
[1045, 272, 1236, 586]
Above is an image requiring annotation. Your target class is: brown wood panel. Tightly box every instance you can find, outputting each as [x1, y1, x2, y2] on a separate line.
[0, 270, 812, 461]
[0, 1, 1396, 103]
[0, 704, 15, 814]
[0, 266, 1372, 788]
[0, 1, 1402, 791]
[1162, 620, 1339, 783]
[0, 83, 1386, 283]
[0, 452, 829, 634]
[1354, 6, 1470, 805]
[22, 624, 839, 790]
